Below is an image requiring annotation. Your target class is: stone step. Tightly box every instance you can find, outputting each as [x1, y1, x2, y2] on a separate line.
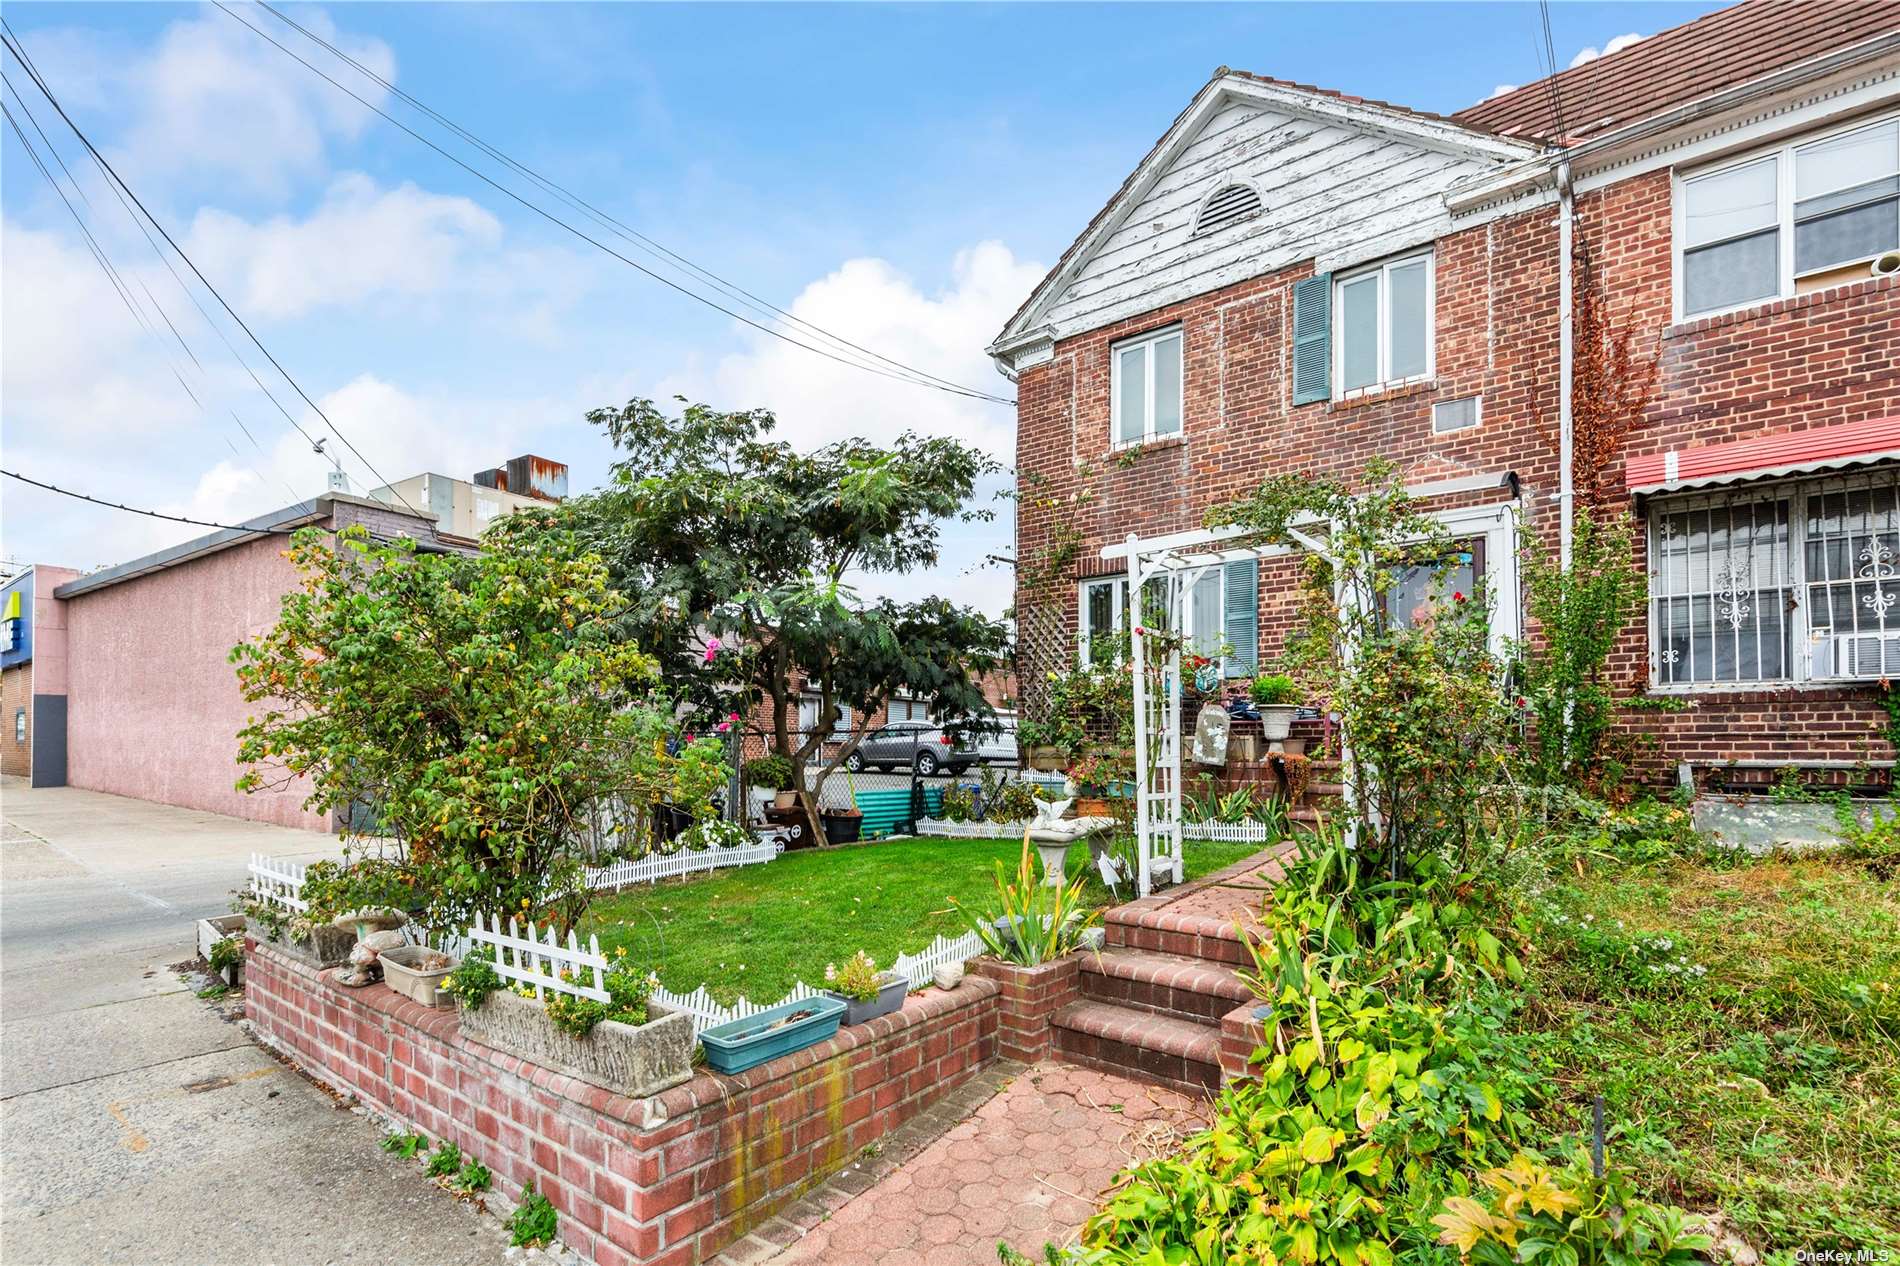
[1053, 1000, 1223, 1095]
[1078, 949, 1254, 1025]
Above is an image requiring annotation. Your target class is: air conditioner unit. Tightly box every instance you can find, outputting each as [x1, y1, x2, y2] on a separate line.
[1872, 250, 1900, 277]
[1825, 630, 1900, 679]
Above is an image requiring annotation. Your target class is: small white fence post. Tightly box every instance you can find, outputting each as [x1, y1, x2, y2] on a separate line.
[464, 912, 612, 1003]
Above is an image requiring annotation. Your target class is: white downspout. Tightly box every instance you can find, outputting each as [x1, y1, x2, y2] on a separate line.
[1557, 158, 1576, 570]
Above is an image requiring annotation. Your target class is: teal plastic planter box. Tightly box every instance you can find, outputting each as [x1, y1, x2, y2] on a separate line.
[700, 994, 846, 1075]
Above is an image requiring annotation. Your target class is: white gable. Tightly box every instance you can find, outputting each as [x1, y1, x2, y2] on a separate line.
[993, 76, 1538, 359]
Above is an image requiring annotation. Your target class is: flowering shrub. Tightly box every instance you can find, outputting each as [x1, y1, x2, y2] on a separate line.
[675, 818, 754, 851]
[442, 947, 503, 1010]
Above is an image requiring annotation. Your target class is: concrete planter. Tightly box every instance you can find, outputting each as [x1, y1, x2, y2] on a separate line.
[1258, 706, 1298, 742]
[826, 973, 909, 1026]
[380, 945, 456, 1008]
[248, 917, 356, 969]
[197, 914, 246, 962]
[458, 987, 695, 1100]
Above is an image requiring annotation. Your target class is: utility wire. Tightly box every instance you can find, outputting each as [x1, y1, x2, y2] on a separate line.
[2, 74, 297, 500]
[1, 22, 423, 519]
[243, 0, 1013, 405]
[3, 468, 310, 534]
[213, 1, 1016, 407]
[1536, 0, 1570, 143]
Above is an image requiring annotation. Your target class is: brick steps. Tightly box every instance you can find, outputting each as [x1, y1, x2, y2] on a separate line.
[1053, 1000, 1224, 1095]
[1078, 948, 1253, 1025]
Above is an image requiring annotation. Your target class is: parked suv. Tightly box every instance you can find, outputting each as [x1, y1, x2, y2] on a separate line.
[844, 721, 977, 776]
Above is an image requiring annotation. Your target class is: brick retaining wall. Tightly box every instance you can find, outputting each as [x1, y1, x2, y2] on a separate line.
[245, 941, 1000, 1265]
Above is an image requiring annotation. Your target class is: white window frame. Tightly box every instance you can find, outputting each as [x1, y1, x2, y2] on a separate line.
[1333, 249, 1435, 399]
[1646, 468, 1900, 690]
[1078, 571, 1262, 678]
[1109, 325, 1184, 449]
[1673, 110, 1900, 323]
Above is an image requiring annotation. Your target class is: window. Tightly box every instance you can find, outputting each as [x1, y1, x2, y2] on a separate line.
[1111, 326, 1182, 447]
[1433, 395, 1482, 434]
[1385, 539, 1486, 630]
[13, 708, 23, 744]
[1678, 115, 1900, 318]
[1334, 251, 1433, 395]
[1079, 561, 1258, 676]
[888, 695, 932, 723]
[1648, 469, 1900, 685]
[796, 695, 852, 736]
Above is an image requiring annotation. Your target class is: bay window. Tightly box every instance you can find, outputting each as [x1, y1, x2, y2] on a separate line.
[1335, 250, 1432, 395]
[1648, 469, 1900, 685]
[1678, 114, 1900, 319]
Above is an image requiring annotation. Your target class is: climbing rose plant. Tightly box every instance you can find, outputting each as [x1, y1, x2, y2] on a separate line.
[231, 517, 679, 934]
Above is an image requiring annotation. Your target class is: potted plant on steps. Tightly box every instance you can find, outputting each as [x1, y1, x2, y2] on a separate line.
[823, 950, 910, 1025]
[1249, 674, 1303, 746]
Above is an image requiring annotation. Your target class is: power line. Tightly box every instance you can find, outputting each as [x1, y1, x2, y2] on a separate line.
[245, 0, 1013, 406]
[0, 21, 424, 520]
[2, 468, 310, 534]
[1, 74, 297, 501]
[213, 0, 1016, 407]
[1536, 0, 1570, 143]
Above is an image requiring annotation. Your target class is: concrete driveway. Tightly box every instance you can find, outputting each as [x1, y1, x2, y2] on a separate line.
[0, 781, 510, 1265]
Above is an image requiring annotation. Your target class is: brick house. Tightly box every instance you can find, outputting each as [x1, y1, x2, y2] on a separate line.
[991, 0, 1900, 786]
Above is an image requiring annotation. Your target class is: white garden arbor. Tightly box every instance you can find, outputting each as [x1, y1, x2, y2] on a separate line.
[1102, 474, 1525, 897]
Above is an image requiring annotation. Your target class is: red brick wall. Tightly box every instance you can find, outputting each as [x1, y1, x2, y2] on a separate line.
[2, 663, 29, 779]
[969, 955, 1081, 1063]
[245, 942, 999, 1265]
[1014, 159, 1900, 780]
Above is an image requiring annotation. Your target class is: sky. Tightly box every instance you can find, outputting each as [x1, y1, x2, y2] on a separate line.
[0, 0, 1722, 613]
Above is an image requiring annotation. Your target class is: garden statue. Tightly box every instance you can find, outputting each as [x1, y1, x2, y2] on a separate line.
[331, 909, 408, 987]
[1191, 701, 1231, 766]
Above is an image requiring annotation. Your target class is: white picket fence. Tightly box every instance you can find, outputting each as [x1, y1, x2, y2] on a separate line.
[248, 853, 310, 914]
[465, 912, 611, 1002]
[651, 929, 987, 1036]
[914, 818, 1028, 840]
[583, 839, 780, 891]
[1181, 819, 1283, 842]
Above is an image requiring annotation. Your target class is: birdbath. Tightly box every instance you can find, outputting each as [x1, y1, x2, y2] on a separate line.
[332, 908, 408, 988]
[1025, 809, 1111, 888]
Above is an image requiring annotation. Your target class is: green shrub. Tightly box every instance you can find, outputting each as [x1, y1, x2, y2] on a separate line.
[455, 1158, 493, 1193]
[543, 958, 658, 1039]
[987, 782, 1040, 823]
[207, 935, 243, 974]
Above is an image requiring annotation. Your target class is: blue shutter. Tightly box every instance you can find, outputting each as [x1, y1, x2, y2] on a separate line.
[1223, 559, 1259, 677]
[1292, 273, 1331, 405]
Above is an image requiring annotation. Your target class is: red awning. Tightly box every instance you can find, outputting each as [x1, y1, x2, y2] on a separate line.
[1626, 416, 1900, 494]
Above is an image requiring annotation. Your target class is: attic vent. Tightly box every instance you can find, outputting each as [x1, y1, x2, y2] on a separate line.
[1195, 183, 1263, 235]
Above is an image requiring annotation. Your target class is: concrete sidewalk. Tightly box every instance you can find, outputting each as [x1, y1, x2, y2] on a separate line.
[0, 781, 509, 1265]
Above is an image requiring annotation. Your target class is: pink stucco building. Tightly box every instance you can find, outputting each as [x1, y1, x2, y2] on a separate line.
[49, 491, 481, 829]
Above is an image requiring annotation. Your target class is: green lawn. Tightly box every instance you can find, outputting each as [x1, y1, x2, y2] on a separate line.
[1518, 853, 1900, 1251]
[583, 833, 1264, 1005]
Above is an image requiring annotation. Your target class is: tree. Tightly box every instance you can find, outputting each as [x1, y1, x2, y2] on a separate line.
[231, 518, 712, 933]
[570, 398, 1011, 821]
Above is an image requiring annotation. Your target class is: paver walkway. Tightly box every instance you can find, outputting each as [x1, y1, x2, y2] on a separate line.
[749, 1062, 1208, 1266]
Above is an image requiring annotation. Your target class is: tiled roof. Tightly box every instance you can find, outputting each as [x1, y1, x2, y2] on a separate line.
[1454, 0, 1900, 143]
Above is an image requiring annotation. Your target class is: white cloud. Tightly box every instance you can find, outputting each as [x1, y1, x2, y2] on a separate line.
[1486, 84, 1519, 101]
[105, 8, 394, 198]
[656, 241, 1039, 615]
[660, 241, 1037, 461]
[1569, 32, 1645, 69]
[186, 174, 504, 320]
